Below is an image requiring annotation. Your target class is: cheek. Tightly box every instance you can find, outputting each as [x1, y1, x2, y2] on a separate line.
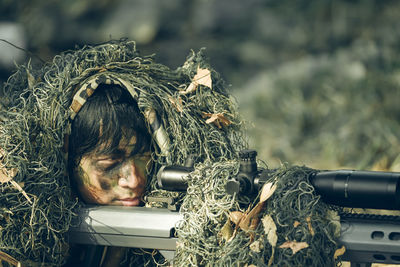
[84, 186, 108, 204]
[74, 165, 119, 204]
[81, 179, 119, 204]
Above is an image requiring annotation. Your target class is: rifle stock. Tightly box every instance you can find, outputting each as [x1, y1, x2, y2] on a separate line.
[69, 205, 400, 265]
[69, 205, 182, 261]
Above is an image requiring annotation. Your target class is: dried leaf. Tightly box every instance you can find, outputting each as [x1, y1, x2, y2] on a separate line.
[268, 247, 275, 267]
[249, 217, 259, 231]
[259, 182, 277, 203]
[219, 217, 233, 242]
[279, 241, 309, 255]
[195, 67, 212, 88]
[262, 215, 277, 266]
[202, 112, 232, 128]
[293, 221, 301, 228]
[227, 228, 238, 243]
[227, 211, 244, 242]
[180, 67, 212, 94]
[239, 202, 264, 231]
[248, 217, 260, 243]
[0, 166, 16, 184]
[1, 150, 30, 204]
[0, 147, 17, 184]
[168, 96, 183, 112]
[334, 245, 346, 259]
[0, 168, 12, 183]
[249, 240, 263, 253]
[306, 217, 315, 236]
[261, 215, 277, 247]
[180, 83, 196, 95]
[229, 211, 245, 225]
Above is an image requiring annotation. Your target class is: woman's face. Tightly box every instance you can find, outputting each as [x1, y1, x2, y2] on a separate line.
[73, 136, 151, 206]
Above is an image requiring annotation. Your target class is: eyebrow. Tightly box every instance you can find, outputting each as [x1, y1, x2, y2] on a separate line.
[95, 144, 138, 160]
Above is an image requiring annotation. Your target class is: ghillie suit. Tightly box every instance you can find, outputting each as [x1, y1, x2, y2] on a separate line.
[0, 41, 341, 266]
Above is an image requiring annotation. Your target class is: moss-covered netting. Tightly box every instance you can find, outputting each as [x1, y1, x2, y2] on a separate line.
[0, 40, 341, 266]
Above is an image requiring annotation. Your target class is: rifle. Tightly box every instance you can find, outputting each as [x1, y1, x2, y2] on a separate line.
[69, 150, 400, 266]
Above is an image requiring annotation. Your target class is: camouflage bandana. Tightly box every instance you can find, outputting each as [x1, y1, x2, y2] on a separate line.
[68, 72, 170, 158]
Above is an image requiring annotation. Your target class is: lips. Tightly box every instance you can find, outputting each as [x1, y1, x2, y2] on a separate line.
[120, 197, 140, 206]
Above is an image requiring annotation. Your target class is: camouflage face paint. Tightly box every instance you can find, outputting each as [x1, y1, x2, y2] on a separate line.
[73, 136, 151, 206]
[75, 165, 91, 186]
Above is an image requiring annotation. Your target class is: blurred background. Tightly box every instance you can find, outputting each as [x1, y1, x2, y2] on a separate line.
[1, 0, 400, 170]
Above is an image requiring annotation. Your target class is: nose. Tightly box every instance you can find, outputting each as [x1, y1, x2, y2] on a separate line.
[118, 160, 143, 189]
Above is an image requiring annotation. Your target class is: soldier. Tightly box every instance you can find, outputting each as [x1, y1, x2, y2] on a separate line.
[68, 83, 152, 207]
[0, 40, 243, 266]
[0, 40, 340, 267]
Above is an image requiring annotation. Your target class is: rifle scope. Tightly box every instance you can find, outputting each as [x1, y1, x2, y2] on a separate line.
[156, 154, 197, 191]
[157, 150, 400, 210]
[310, 170, 400, 210]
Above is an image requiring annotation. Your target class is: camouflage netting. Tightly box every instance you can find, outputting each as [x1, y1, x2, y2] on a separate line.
[0, 40, 341, 266]
[174, 161, 342, 266]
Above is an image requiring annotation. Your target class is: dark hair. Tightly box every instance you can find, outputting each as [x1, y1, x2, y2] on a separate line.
[67, 84, 152, 172]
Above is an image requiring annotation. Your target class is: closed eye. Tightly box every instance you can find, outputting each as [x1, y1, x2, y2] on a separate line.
[95, 158, 122, 172]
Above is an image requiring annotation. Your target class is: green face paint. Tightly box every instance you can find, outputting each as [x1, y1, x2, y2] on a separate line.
[75, 165, 91, 186]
